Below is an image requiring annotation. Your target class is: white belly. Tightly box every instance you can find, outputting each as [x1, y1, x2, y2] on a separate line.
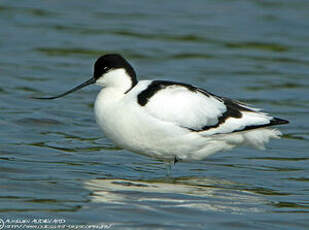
[94, 88, 203, 161]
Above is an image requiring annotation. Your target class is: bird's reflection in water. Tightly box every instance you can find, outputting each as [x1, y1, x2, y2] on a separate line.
[84, 177, 265, 214]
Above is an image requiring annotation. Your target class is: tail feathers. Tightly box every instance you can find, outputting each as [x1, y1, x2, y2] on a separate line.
[190, 128, 282, 160]
[190, 118, 288, 160]
[243, 128, 282, 150]
[243, 117, 288, 149]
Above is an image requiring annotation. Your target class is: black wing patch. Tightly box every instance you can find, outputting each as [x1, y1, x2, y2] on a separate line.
[231, 117, 289, 133]
[137, 80, 210, 106]
[191, 98, 289, 133]
[183, 97, 251, 132]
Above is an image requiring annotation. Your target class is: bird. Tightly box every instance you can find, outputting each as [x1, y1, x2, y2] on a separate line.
[33, 54, 289, 166]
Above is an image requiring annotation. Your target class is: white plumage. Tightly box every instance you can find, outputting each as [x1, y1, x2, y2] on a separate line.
[94, 79, 283, 161]
[34, 54, 289, 163]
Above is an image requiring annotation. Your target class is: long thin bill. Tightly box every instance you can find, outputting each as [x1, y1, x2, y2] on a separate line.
[32, 77, 96, 100]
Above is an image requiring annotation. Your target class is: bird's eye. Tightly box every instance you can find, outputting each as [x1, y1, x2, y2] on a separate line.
[103, 66, 109, 71]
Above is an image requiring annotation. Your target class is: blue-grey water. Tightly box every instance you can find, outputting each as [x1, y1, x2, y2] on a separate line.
[0, 0, 308, 229]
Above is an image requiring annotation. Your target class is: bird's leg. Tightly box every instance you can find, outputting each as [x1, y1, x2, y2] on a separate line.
[165, 156, 180, 176]
[166, 162, 172, 177]
[173, 156, 179, 165]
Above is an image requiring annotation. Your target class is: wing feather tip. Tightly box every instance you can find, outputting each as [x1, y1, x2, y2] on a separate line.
[270, 117, 289, 126]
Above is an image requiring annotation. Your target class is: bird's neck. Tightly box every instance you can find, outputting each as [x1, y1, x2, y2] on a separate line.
[95, 68, 137, 94]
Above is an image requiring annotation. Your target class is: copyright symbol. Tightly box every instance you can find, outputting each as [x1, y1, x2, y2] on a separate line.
[0, 219, 4, 230]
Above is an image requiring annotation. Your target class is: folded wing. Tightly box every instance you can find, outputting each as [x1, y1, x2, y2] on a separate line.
[137, 80, 288, 135]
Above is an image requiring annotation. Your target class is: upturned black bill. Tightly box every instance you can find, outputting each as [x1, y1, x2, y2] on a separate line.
[32, 77, 96, 100]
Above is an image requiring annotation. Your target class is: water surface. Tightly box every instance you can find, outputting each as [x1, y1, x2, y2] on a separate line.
[0, 0, 308, 229]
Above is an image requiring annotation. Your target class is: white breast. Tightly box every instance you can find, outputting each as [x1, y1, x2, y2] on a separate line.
[94, 81, 198, 160]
